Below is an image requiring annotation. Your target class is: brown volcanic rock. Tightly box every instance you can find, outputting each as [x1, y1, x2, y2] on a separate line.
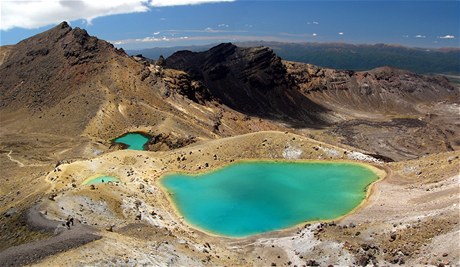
[165, 43, 332, 126]
[284, 62, 459, 160]
[0, 23, 283, 141]
[0, 22, 126, 111]
[285, 62, 459, 115]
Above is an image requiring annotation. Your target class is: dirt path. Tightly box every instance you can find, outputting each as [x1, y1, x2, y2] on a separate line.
[0, 206, 101, 267]
[6, 150, 25, 167]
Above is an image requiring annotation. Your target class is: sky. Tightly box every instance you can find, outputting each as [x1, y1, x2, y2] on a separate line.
[1, 0, 459, 49]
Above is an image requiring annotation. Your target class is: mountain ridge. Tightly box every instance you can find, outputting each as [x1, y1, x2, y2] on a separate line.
[130, 41, 460, 75]
[165, 43, 331, 126]
[1, 23, 458, 159]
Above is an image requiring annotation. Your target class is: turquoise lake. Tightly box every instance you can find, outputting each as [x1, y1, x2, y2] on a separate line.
[161, 161, 379, 237]
[82, 175, 120, 185]
[113, 133, 149, 150]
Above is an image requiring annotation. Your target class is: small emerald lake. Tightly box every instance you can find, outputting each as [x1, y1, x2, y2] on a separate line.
[161, 161, 379, 237]
[113, 133, 149, 150]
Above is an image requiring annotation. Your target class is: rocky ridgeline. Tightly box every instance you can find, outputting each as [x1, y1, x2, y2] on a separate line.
[285, 61, 458, 114]
[165, 43, 328, 125]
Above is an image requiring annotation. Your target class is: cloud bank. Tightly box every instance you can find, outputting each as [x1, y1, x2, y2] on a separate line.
[1, 0, 234, 31]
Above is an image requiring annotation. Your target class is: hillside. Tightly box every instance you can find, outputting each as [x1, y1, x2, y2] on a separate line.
[165, 43, 332, 126]
[164, 43, 459, 160]
[0, 22, 459, 267]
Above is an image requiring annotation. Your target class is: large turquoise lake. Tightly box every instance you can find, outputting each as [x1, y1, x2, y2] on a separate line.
[161, 161, 379, 237]
[113, 133, 149, 150]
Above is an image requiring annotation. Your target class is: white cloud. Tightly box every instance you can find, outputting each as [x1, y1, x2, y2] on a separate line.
[153, 31, 160, 35]
[165, 28, 247, 34]
[338, 32, 344, 35]
[218, 24, 229, 28]
[402, 35, 409, 38]
[312, 33, 317, 37]
[111, 34, 317, 47]
[149, 0, 233, 7]
[415, 34, 426, 38]
[136, 36, 171, 42]
[438, 35, 455, 39]
[1, 0, 234, 31]
[312, 21, 319, 25]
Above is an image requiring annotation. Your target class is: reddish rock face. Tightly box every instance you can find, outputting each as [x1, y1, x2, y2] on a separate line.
[0, 22, 126, 111]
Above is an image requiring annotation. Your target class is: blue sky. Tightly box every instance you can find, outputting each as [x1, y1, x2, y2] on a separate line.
[1, 0, 459, 49]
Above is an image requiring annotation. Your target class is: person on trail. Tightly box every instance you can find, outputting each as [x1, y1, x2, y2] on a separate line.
[66, 215, 74, 229]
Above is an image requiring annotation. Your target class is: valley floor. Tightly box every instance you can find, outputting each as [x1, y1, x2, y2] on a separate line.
[1, 131, 458, 266]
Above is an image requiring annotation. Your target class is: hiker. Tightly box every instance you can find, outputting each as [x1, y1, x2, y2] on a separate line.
[66, 215, 74, 229]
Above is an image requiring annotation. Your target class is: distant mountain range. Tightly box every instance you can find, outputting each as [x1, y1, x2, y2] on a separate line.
[128, 42, 460, 75]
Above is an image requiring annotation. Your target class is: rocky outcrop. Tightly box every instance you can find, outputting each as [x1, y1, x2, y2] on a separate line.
[166, 43, 331, 126]
[146, 133, 196, 151]
[161, 70, 212, 104]
[285, 62, 458, 114]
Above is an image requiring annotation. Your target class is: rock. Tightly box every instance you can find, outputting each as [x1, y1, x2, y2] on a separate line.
[146, 133, 197, 152]
[106, 225, 113, 232]
[356, 255, 370, 266]
[390, 233, 397, 241]
[4, 208, 17, 218]
[305, 259, 319, 266]
[90, 185, 96, 190]
[139, 184, 144, 189]
[156, 55, 165, 67]
[48, 193, 57, 200]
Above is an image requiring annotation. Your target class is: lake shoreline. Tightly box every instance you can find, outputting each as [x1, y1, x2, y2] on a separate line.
[158, 159, 387, 239]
